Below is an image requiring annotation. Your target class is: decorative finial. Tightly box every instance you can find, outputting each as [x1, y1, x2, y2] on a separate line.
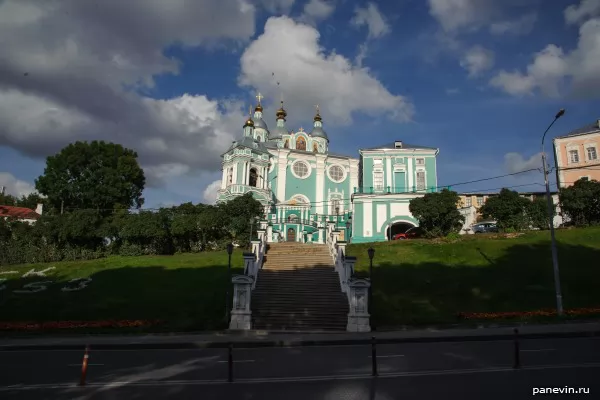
[315, 104, 320, 114]
[256, 92, 263, 104]
[249, 105, 252, 116]
[299, 127, 304, 132]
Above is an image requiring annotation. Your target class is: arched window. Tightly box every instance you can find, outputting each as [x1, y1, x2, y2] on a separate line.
[313, 142, 318, 153]
[296, 137, 306, 151]
[331, 199, 341, 215]
[227, 168, 233, 185]
[256, 134, 262, 142]
[249, 168, 258, 187]
[284, 139, 289, 148]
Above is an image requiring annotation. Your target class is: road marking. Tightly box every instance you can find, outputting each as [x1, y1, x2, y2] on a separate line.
[2, 362, 600, 390]
[68, 363, 104, 366]
[522, 349, 555, 352]
[369, 354, 405, 358]
[217, 359, 255, 363]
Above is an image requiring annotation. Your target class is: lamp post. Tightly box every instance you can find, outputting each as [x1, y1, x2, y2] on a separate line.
[367, 247, 375, 330]
[541, 108, 565, 315]
[226, 243, 234, 323]
[345, 219, 351, 244]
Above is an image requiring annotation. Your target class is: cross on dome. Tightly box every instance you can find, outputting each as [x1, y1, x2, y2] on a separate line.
[256, 92, 263, 104]
[298, 127, 304, 132]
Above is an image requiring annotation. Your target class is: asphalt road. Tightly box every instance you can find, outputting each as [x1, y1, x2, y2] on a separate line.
[1, 337, 599, 399]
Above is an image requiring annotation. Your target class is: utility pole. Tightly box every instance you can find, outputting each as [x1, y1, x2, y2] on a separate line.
[541, 109, 565, 315]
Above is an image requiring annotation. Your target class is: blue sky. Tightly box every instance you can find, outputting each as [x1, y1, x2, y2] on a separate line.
[1, 0, 599, 209]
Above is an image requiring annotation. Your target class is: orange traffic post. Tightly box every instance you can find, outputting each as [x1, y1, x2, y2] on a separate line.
[79, 345, 90, 386]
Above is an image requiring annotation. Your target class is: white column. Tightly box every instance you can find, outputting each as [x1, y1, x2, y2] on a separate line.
[233, 161, 238, 184]
[221, 166, 227, 189]
[276, 150, 289, 202]
[386, 157, 392, 190]
[407, 154, 414, 191]
[315, 154, 326, 215]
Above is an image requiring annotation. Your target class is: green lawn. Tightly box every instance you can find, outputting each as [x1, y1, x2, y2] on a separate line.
[347, 227, 600, 328]
[2, 227, 600, 334]
[0, 250, 244, 333]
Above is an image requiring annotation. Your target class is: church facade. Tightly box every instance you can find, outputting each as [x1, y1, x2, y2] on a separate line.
[216, 96, 439, 244]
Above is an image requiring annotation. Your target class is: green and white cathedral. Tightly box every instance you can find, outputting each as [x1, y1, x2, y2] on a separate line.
[216, 96, 439, 244]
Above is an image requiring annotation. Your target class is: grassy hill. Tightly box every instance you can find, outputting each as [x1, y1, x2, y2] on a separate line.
[1, 227, 599, 334]
[347, 227, 600, 327]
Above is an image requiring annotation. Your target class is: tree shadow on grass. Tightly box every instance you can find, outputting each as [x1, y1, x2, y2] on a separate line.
[358, 243, 600, 328]
[0, 261, 244, 335]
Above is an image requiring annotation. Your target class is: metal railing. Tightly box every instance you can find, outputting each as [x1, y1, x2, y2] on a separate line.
[66, 327, 600, 385]
[354, 186, 440, 194]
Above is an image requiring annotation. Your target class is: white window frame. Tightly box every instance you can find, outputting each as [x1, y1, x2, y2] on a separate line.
[415, 158, 425, 166]
[585, 145, 598, 161]
[327, 164, 347, 183]
[328, 193, 344, 214]
[477, 197, 484, 207]
[290, 160, 312, 179]
[465, 197, 472, 207]
[415, 169, 426, 191]
[568, 148, 580, 164]
[372, 169, 384, 191]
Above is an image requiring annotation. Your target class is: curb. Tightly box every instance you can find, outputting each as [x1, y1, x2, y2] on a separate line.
[1, 329, 599, 351]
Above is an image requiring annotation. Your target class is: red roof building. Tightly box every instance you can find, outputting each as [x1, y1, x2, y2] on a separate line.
[0, 205, 42, 221]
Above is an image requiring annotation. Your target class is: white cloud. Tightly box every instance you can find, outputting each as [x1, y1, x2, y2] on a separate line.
[0, 172, 36, 197]
[260, 0, 295, 13]
[490, 12, 537, 35]
[504, 152, 542, 174]
[427, 0, 498, 33]
[446, 88, 460, 95]
[0, 0, 253, 188]
[202, 180, 222, 204]
[460, 46, 495, 77]
[350, 3, 390, 39]
[239, 16, 414, 125]
[565, 0, 600, 25]
[489, 14, 600, 99]
[300, 0, 335, 24]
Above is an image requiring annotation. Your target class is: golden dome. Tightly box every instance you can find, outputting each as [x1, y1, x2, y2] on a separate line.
[243, 116, 254, 128]
[276, 100, 287, 120]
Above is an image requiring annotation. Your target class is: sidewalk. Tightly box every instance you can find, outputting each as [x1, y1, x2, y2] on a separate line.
[1, 321, 599, 350]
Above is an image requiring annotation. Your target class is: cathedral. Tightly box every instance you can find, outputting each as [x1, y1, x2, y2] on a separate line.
[216, 95, 439, 244]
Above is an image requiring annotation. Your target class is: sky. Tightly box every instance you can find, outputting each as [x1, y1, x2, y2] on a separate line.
[1, 0, 599, 209]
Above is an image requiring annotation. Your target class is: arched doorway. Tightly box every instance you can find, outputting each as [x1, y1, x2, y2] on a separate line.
[249, 168, 257, 187]
[386, 221, 416, 240]
[286, 227, 296, 242]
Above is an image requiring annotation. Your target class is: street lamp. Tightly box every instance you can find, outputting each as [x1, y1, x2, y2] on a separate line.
[345, 219, 351, 243]
[225, 243, 234, 323]
[541, 108, 565, 316]
[367, 247, 375, 331]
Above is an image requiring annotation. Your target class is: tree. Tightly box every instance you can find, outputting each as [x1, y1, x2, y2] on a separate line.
[221, 193, 264, 245]
[527, 196, 554, 230]
[479, 188, 531, 231]
[409, 189, 464, 238]
[35, 141, 145, 215]
[559, 178, 600, 226]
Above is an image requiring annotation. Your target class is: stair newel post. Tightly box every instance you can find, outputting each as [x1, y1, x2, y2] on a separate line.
[336, 241, 347, 272]
[318, 226, 325, 244]
[342, 256, 356, 295]
[229, 275, 254, 330]
[332, 230, 340, 246]
[327, 221, 335, 242]
[347, 277, 371, 332]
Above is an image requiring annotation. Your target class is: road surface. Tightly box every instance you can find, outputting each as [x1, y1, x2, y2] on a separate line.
[1, 336, 598, 399]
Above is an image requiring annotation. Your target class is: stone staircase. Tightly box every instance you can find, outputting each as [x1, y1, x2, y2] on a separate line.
[252, 242, 348, 331]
